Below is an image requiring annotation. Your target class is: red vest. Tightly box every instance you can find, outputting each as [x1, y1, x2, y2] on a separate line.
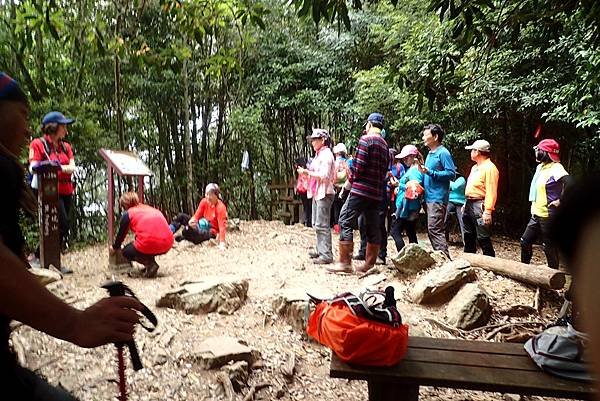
[127, 204, 173, 255]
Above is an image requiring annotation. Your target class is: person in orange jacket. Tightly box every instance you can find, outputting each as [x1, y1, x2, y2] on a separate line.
[110, 192, 174, 278]
[170, 183, 228, 250]
[462, 139, 499, 256]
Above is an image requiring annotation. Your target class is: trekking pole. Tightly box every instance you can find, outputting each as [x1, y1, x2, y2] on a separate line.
[102, 280, 158, 401]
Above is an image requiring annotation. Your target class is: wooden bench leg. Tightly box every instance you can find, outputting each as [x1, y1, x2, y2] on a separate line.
[367, 381, 419, 401]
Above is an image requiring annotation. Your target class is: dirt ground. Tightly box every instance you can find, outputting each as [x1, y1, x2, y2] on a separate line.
[14, 220, 569, 401]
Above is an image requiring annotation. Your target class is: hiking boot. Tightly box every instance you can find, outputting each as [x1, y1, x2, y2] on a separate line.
[352, 253, 365, 261]
[328, 240, 353, 274]
[356, 242, 380, 274]
[313, 257, 333, 265]
[308, 250, 319, 259]
[174, 234, 184, 242]
[144, 261, 159, 278]
[376, 256, 386, 265]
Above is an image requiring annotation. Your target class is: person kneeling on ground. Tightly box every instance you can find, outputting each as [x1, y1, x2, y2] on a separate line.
[110, 192, 174, 278]
[170, 183, 228, 251]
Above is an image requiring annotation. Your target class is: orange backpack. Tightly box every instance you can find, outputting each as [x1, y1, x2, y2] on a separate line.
[306, 290, 409, 366]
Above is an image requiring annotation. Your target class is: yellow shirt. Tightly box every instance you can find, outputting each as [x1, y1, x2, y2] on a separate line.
[465, 158, 499, 212]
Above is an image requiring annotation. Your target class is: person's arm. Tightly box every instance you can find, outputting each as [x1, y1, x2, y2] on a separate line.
[483, 166, 499, 213]
[190, 199, 206, 227]
[0, 240, 143, 348]
[350, 139, 368, 183]
[112, 212, 130, 250]
[217, 204, 228, 247]
[549, 174, 574, 208]
[61, 158, 76, 174]
[428, 151, 456, 182]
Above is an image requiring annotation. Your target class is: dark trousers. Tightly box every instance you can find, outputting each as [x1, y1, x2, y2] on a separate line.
[170, 213, 214, 245]
[444, 201, 465, 244]
[390, 217, 418, 252]
[339, 194, 381, 244]
[330, 191, 346, 227]
[299, 193, 312, 227]
[462, 200, 495, 257]
[122, 242, 157, 266]
[521, 215, 559, 268]
[426, 202, 449, 257]
[356, 209, 388, 259]
[2, 364, 78, 401]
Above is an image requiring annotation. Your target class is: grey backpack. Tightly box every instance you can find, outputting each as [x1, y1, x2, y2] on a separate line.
[524, 324, 592, 382]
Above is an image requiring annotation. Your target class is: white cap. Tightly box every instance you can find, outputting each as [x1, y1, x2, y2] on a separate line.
[465, 139, 491, 152]
[333, 143, 347, 154]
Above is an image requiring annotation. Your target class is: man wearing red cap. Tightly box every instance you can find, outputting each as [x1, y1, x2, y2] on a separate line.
[520, 139, 571, 269]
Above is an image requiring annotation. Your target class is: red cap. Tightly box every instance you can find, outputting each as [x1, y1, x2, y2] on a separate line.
[535, 139, 560, 162]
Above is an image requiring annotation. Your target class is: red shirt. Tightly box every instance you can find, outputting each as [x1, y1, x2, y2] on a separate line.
[29, 135, 74, 196]
[192, 198, 228, 242]
[127, 204, 174, 254]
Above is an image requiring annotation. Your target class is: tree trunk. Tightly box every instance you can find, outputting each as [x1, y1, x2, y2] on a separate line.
[182, 57, 194, 213]
[460, 253, 566, 290]
[114, 7, 125, 150]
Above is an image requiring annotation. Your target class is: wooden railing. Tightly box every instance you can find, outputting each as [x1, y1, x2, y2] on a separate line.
[267, 179, 303, 225]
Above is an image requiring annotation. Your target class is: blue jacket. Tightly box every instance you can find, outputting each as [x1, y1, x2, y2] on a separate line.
[395, 166, 424, 219]
[423, 145, 455, 204]
[448, 176, 466, 205]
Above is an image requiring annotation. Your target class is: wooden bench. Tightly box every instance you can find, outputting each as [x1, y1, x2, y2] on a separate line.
[330, 336, 594, 401]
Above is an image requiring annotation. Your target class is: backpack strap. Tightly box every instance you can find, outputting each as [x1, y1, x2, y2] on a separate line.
[40, 137, 68, 159]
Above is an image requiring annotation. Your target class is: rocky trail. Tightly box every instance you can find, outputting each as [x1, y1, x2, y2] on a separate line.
[14, 220, 568, 401]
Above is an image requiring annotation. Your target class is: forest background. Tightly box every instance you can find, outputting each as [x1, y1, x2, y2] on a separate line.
[1, 0, 599, 246]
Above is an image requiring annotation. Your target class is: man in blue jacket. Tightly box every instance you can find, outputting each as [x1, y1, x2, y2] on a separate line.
[419, 124, 456, 257]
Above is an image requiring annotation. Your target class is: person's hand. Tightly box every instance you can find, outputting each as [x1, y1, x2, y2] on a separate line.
[188, 218, 197, 228]
[482, 211, 492, 226]
[418, 164, 429, 174]
[68, 296, 144, 348]
[218, 242, 226, 251]
[549, 199, 560, 208]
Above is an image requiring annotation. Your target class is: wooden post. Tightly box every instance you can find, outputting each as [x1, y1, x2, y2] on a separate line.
[368, 381, 419, 401]
[35, 162, 62, 270]
[108, 165, 115, 245]
[137, 175, 144, 203]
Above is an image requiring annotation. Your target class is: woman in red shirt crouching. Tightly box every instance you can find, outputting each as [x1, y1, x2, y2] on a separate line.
[110, 192, 173, 278]
[169, 183, 228, 250]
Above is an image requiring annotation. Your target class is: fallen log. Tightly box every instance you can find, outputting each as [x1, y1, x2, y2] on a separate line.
[460, 253, 566, 290]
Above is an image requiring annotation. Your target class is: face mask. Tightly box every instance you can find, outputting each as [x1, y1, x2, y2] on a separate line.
[535, 150, 546, 162]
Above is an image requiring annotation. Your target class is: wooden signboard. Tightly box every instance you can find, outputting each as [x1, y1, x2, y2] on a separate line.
[33, 162, 62, 269]
[99, 149, 153, 244]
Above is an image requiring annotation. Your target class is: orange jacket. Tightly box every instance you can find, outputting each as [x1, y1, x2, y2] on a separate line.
[465, 158, 499, 212]
[192, 198, 228, 242]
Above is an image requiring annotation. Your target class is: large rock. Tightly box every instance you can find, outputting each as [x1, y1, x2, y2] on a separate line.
[272, 289, 311, 332]
[29, 267, 62, 286]
[272, 288, 330, 331]
[446, 283, 491, 330]
[157, 278, 249, 315]
[392, 244, 436, 274]
[410, 259, 475, 304]
[189, 336, 255, 369]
